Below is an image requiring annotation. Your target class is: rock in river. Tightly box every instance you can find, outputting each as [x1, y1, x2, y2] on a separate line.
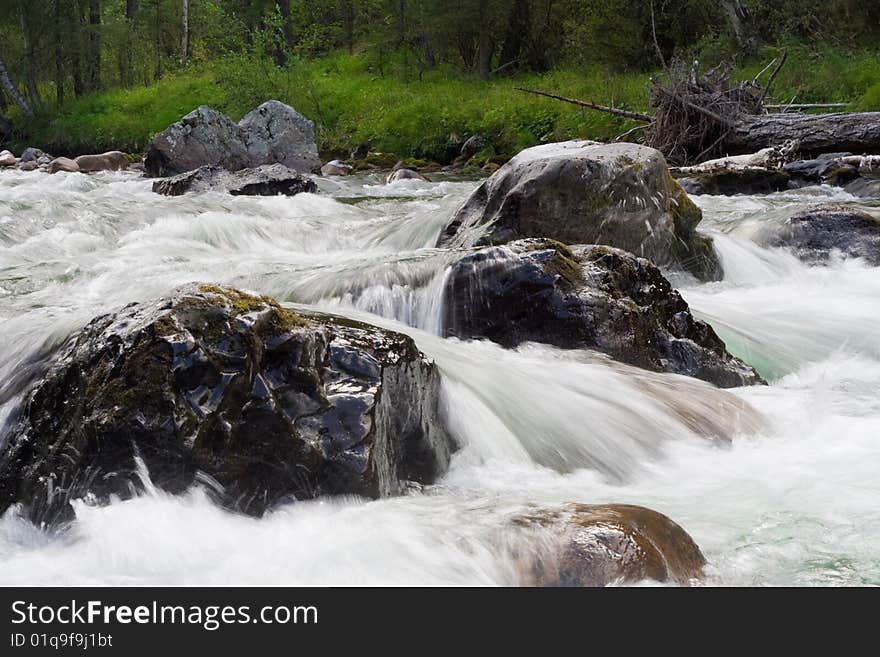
[762, 204, 880, 266]
[0, 284, 455, 526]
[515, 503, 706, 587]
[442, 239, 762, 388]
[152, 164, 318, 197]
[438, 141, 720, 281]
[144, 100, 320, 177]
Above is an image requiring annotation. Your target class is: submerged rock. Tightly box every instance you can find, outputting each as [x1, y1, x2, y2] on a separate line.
[515, 503, 706, 587]
[438, 141, 720, 281]
[74, 151, 130, 172]
[144, 101, 319, 177]
[386, 168, 428, 184]
[676, 166, 790, 195]
[844, 176, 880, 198]
[762, 205, 880, 266]
[0, 284, 454, 526]
[442, 239, 762, 388]
[152, 164, 317, 197]
[321, 160, 353, 176]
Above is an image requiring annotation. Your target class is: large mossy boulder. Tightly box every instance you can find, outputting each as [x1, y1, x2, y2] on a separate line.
[144, 101, 320, 177]
[0, 285, 454, 526]
[152, 164, 318, 197]
[442, 239, 762, 388]
[515, 503, 706, 587]
[761, 204, 880, 266]
[437, 141, 720, 281]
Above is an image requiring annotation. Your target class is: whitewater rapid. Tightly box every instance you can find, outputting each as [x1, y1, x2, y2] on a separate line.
[1, 168, 878, 586]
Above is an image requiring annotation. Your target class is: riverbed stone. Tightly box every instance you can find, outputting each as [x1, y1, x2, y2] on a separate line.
[386, 168, 428, 184]
[321, 160, 354, 176]
[0, 284, 455, 526]
[515, 503, 706, 587]
[762, 204, 880, 266]
[0, 150, 16, 167]
[19, 147, 46, 163]
[442, 239, 762, 387]
[74, 151, 130, 172]
[438, 141, 720, 281]
[152, 164, 318, 197]
[47, 157, 80, 174]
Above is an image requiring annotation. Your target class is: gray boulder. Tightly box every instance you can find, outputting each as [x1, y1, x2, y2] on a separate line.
[152, 163, 318, 197]
[321, 159, 354, 176]
[19, 147, 46, 163]
[386, 168, 428, 184]
[461, 134, 487, 160]
[845, 177, 880, 198]
[762, 204, 880, 266]
[442, 239, 762, 388]
[438, 141, 720, 281]
[144, 106, 250, 177]
[239, 100, 321, 174]
[0, 284, 455, 526]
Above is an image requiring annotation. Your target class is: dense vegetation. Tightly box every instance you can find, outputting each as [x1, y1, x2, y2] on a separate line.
[2, 1, 879, 161]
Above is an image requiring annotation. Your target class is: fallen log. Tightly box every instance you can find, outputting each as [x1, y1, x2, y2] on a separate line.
[726, 111, 880, 156]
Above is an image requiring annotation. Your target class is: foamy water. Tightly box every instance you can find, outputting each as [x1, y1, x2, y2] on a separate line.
[1, 170, 878, 586]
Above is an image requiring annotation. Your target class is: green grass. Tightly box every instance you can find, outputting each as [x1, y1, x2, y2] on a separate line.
[12, 48, 880, 161]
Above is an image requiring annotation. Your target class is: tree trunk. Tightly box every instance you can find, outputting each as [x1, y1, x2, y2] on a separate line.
[180, 0, 190, 66]
[499, 0, 529, 73]
[477, 0, 492, 79]
[54, 0, 65, 104]
[120, 1, 138, 87]
[0, 57, 33, 117]
[274, 0, 294, 66]
[154, 0, 162, 81]
[18, 0, 42, 107]
[717, 0, 758, 56]
[88, 0, 102, 91]
[69, 1, 85, 97]
[727, 112, 880, 155]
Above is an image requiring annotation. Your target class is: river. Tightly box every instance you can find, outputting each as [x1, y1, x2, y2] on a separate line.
[0, 169, 878, 585]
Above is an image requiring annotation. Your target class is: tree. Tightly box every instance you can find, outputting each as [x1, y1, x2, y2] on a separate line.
[0, 56, 33, 117]
[181, 0, 190, 65]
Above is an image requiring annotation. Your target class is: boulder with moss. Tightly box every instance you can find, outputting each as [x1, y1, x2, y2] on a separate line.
[0, 284, 454, 526]
[437, 141, 720, 281]
[515, 503, 706, 587]
[442, 239, 762, 387]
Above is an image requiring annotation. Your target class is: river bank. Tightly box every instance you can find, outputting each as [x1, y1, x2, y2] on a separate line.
[8, 49, 880, 164]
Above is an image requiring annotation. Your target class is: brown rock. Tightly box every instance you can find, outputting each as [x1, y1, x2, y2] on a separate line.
[0, 150, 16, 167]
[515, 503, 706, 587]
[74, 151, 130, 172]
[47, 157, 80, 174]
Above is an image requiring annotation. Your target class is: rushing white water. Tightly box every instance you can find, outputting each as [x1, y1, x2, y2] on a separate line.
[1, 169, 878, 586]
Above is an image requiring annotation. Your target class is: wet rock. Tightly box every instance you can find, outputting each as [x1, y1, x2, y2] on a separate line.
[844, 177, 880, 198]
[152, 164, 317, 197]
[461, 134, 487, 160]
[47, 157, 80, 174]
[0, 150, 16, 167]
[438, 141, 720, 281]
[239, 100, 321, 174]
[18, 161, 38, 172]
[19, 147, 46, 163]
[0, 284, 455, 527]
[515, 503, 705, 587]
[386, 168, 428, 184]
[350, 142, 371, 160]
[762, 204, 880, 266]
[74, 151, 130, 172]
[145, 106, 250, 177]
[676, 166, 790, 195]
[442, 239, 762, 387]
[321, 160, 354, 176]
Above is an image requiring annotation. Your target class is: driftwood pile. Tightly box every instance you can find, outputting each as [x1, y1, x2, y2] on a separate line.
[518, 54, 880, 166]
